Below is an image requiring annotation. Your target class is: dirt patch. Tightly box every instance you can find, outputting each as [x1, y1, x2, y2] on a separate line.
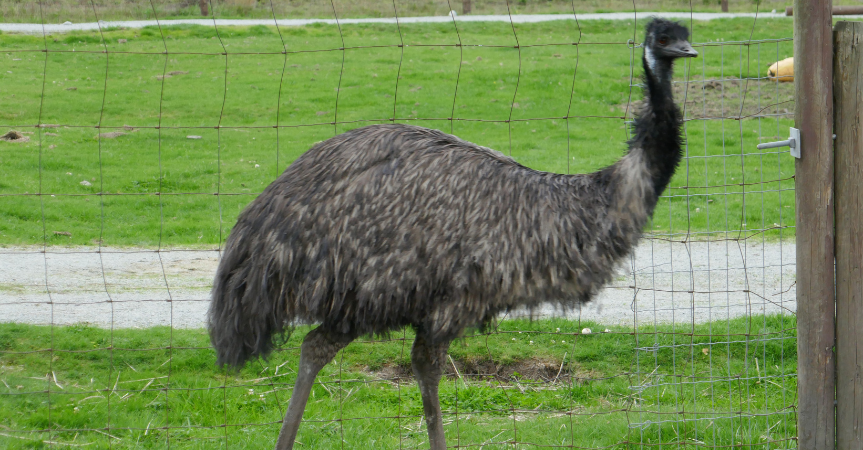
[155, 71, 189, 80]
[97, 127, 136, 139]
[98, 131, 127, 139]
[0, 130, 30, 143]
[367, 357, 599, 385]
[619, 78, 795, 122]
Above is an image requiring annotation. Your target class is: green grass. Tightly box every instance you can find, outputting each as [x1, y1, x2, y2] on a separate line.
[0, 16, 803, 450]
[0, 18, 796, 248]
[0, 315, 797, 449]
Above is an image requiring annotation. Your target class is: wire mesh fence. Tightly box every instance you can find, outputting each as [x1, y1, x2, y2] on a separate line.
[626, 33, 797, 448]
[0, 1, 796, 448]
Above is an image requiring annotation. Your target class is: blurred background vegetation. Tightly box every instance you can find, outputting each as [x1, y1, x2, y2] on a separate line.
[3, 0, 860, 23]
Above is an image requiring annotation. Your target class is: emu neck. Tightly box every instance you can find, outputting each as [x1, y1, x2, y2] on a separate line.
[588, 50, 684, 243]
[642, 51, 676, 113]
[630, 52, 683, 199]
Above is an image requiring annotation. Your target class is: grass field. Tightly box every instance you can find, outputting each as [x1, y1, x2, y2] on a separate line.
[0, 14, 801, 450]
[0, 315, 797, 449]
[0, 17, 796, 247]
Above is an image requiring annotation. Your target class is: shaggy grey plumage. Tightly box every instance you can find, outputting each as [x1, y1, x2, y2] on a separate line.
[209, 18, 696, 450]
[212, 124, 639, 362]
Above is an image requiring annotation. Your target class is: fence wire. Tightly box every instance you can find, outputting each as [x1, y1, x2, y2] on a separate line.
[0, 1, 796, 449]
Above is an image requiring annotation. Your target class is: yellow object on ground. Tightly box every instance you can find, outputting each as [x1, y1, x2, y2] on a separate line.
[768, 57, 794, 82]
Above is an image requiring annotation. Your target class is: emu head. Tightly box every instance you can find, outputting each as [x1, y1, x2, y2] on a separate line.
[643, 18, 697, 80]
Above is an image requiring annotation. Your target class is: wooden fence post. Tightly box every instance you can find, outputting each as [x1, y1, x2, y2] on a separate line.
[794, 0, 835, 448]
[835, 20, 863, 450]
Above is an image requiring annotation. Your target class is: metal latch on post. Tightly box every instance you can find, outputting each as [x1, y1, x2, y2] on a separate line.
[757, 127, 801, 158]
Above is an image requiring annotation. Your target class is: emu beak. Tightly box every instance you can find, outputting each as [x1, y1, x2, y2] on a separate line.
[672, 41, 698, 58]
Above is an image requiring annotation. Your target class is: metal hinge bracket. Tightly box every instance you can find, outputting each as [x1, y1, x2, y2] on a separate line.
[757, 127, 801, 158]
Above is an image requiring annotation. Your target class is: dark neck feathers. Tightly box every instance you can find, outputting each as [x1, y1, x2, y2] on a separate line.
[584, 48, 684, 230]
[630, 50, 684, 200]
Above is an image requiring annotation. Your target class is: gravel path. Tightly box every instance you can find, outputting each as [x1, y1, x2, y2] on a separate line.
[0, 238, 795, 329]
[0, 12, 814, 34]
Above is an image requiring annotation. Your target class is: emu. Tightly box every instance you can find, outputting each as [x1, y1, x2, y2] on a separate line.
[209, 18, 696, 450]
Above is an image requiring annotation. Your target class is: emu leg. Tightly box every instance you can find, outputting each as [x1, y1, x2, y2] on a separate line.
[411, 334, 451, 450]
[275, 326, 354, 450]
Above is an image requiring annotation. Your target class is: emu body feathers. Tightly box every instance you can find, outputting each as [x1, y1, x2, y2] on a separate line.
[210, 124, 656, 368]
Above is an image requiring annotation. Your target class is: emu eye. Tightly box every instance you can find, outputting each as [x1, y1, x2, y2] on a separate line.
[658, 36, 669, 45]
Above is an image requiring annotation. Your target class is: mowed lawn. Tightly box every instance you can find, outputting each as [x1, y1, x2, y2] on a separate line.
[0, 18, 795, 247]
[0, 18, 798, 448]
[0, 315, 797, 449]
